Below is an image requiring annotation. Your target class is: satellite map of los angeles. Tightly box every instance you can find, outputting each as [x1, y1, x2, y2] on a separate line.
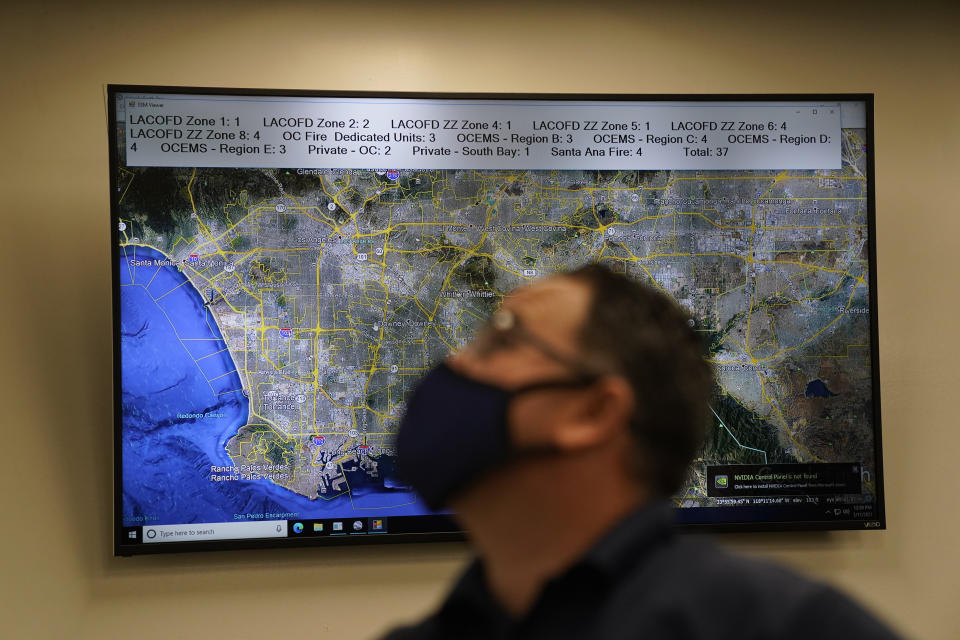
[113, 91, 882, 548]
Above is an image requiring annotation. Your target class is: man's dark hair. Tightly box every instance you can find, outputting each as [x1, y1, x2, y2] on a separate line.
[566, 262, 714, 497]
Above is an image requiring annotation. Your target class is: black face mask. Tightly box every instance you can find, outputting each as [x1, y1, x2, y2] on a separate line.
[395, 361, 597, 510]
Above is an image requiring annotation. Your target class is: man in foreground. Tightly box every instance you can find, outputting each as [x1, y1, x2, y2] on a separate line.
[384, 263, 899, 639]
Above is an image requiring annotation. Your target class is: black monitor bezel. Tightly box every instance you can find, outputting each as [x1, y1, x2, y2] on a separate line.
[109, 85, 883, 556]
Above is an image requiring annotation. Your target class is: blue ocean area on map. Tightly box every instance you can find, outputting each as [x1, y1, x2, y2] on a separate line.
[119, 245, 426, 527]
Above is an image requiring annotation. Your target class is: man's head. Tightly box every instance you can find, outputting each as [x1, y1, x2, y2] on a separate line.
[564, 263, 714, 495]
[441, 262, 713, 500]
[398, 265, 712, 510]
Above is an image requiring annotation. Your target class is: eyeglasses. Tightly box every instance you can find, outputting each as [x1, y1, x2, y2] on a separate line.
[471, 307, 605, 380]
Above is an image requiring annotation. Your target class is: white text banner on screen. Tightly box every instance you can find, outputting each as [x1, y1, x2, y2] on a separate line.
[119, 94, 842, 170]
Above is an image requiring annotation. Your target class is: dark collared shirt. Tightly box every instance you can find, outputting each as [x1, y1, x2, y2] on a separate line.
[382, 503, 901, 640]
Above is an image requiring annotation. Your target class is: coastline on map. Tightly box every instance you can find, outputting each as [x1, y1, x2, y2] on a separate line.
[118, 244, 428, 526]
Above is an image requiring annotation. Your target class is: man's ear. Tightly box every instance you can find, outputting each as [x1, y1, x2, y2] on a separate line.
[551, 376, 635, 451]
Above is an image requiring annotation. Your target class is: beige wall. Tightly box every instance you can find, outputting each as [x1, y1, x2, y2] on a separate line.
[2, 1, 958, 637]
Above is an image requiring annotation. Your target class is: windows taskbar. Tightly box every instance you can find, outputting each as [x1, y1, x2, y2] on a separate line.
[118, 499, 882, 555]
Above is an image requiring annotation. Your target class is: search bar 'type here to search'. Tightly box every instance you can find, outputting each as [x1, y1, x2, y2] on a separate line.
[142, 520, 288, 543]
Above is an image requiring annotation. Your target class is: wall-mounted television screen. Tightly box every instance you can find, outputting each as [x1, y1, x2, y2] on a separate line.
[110, 86, 884, 555]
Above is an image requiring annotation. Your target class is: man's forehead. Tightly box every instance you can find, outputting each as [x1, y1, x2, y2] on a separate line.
[503, 276, 592, 338]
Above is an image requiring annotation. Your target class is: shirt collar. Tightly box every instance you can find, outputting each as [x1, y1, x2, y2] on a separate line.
[574, 500, 676, 579]
[440, 500, 676, 624]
